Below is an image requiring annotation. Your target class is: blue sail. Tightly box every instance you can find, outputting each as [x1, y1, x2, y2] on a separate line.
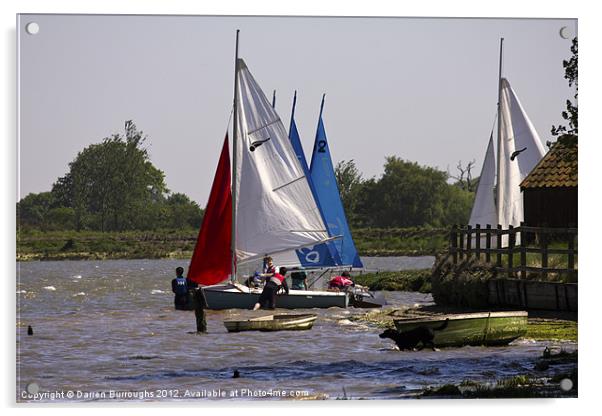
[309, 95, 364, 268]
[288, 92, 341, 268]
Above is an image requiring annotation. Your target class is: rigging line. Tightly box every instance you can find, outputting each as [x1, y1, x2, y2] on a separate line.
[489, 110, 498, 138]
[246, 117, 282, 136]
[225, 107, 234, 134]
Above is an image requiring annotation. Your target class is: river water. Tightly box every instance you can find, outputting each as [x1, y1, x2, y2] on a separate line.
[16, 258, 576, 402]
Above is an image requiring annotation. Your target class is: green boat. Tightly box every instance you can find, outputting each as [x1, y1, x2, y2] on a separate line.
[224, 313, 317, 333]
[393, 311, 528, 347]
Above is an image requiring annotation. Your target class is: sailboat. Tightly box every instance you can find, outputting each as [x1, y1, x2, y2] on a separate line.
[469, 38, 546, 243]
[269, 91, 342, 269]
[186, 32, 350, 309]
[309, 94, 364, 269]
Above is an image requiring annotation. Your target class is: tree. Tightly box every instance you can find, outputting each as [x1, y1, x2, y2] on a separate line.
[55, 121, 168, 231]
[551, 37, 578, 137]
[449, 160, 476, 192]
[165, 193, 204, 229]
[348, 157, 474, 228]
[17, 192, 55, 231]
[334, 160, 364, 226]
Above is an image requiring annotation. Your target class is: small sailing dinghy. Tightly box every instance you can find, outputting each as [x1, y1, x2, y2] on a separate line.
[224, 313, 318, 332]
[393, 311, 528, 348]
[186, 31, 348, 309]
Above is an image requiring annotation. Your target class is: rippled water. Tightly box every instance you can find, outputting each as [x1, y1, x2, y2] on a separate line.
[16, 259, 575, 402]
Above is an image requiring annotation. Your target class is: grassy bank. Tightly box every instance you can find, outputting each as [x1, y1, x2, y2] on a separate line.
[421, 350, 577, 398]
[353, 270, 431, 292]
[352, 227, 448, 256]
[16, 227, 449, 261]
[16, 229, 198, 261]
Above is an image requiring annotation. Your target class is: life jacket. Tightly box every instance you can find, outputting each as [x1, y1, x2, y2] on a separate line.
[174, 276, 188, 295]
[269, 273, 286, 285]
[329, 275, 353, 288]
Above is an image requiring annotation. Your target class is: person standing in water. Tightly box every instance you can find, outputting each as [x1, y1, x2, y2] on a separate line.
[193, 287, 208, 333]
[171, 267, 189, 310]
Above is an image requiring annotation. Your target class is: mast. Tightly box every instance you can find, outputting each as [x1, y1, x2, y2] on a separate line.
[231, 30, 240, 282]
[272, 90, 276, 108]
[289, 90, 297, 133]
[495, 37, 504, 226]
[319, 93, 326, 120]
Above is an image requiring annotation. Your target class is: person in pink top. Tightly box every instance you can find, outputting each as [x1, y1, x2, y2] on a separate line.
[328, 271, 355, 291]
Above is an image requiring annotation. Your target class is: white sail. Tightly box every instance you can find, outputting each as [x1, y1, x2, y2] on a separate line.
[502, 79, 547, 178]
[497, 78, 525, 232]
[234, 59, 330, 263]
[469, 134, 497, 227]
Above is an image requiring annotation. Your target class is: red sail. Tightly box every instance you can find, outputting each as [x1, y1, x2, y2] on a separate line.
[187, 135, 232, 285]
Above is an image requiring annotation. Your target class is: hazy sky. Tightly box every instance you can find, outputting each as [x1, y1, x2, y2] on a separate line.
[18, 14, 577, 206]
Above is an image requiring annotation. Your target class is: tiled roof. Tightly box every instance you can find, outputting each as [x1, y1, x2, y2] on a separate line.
[520, 136, 578, 189]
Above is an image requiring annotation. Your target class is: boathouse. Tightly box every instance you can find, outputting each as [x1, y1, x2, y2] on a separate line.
[520, 135, 577, 228]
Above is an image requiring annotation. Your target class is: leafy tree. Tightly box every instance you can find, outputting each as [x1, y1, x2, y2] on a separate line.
[55, 121, 168, 231]
[17, 192, 55, 231]
[46, 207, 76, 230]
[334, 160, 363, 226]
[165, 193, 204, 229]
[349, 157, 474, 228]
[551, 37, 578, 137]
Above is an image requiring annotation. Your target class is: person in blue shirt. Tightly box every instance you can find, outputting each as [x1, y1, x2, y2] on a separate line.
[171, 267, 190, 310]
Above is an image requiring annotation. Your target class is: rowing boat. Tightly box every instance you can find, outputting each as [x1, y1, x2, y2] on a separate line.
[224, 313, 318, 332]
[393, 311, 528, 347]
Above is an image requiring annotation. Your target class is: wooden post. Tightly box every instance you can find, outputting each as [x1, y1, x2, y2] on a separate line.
[459, 226, 465, 261]
[451, 225, 458, 264]
[519, 222, 526, 280]
[496, 224, 502, 268]
[508, 225, 515, 279]
[541, 230, 549, 280]
[475, 224, 481, 261]
[568, 231, 575, 277]
[485, 224, 492, 263]
[466, 225, 472, 258]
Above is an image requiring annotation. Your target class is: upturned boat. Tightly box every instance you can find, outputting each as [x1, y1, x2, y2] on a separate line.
[393, 311, 528, 347]
[224, 313, 318, 332]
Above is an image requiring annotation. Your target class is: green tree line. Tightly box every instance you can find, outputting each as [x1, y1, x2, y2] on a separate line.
[17, 121, 203, 232]
[18, 121, 474, 233]
[335, 158, 474, 228]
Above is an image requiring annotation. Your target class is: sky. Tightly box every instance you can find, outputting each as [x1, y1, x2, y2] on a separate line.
[17, 14, 577, 206]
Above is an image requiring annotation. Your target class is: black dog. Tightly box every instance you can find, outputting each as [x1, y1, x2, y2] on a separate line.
[379, 319, 449, 351]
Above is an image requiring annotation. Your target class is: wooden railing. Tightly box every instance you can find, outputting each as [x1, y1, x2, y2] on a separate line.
[449, 224, 578, 280]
